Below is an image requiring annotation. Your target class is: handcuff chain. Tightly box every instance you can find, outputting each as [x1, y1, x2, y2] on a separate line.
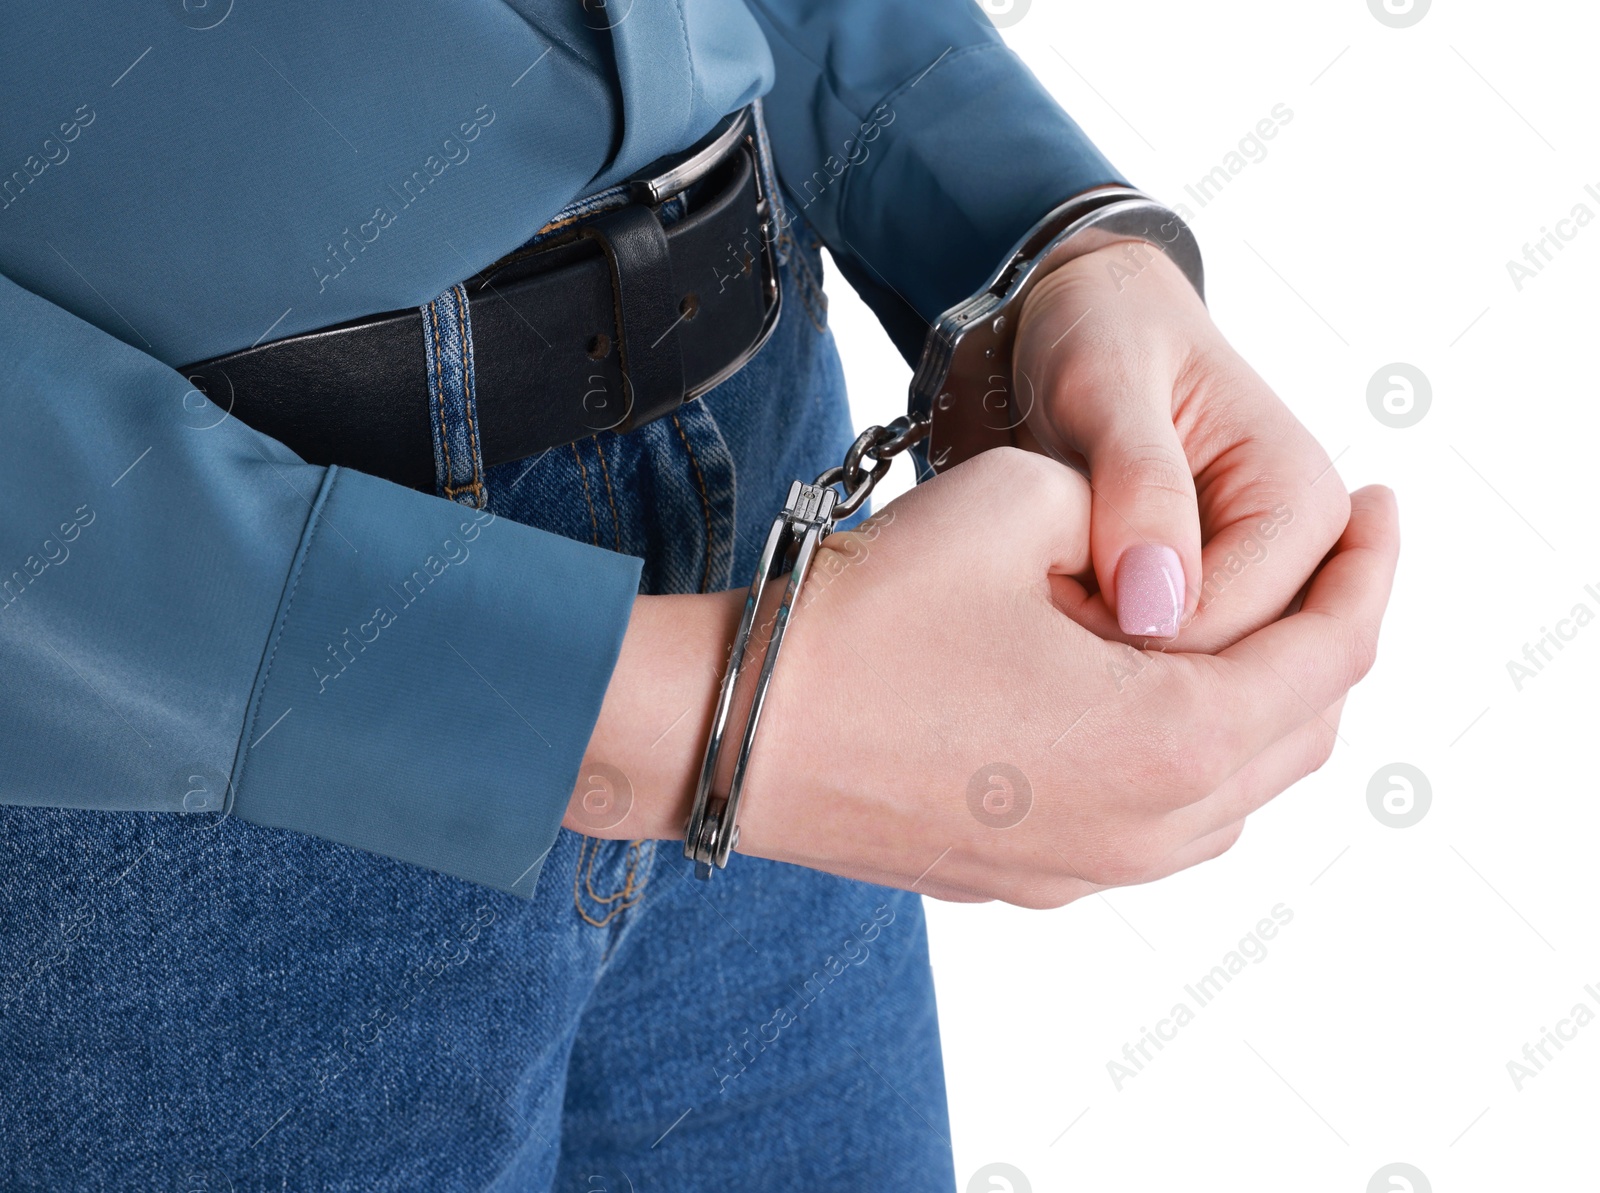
[813, 412, 930, 518]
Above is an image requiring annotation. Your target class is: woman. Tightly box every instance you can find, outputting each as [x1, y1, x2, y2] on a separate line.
[0, 2, 1396, 1188]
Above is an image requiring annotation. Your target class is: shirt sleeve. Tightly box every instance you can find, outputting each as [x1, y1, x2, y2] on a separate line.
[0, 270, 641, 898]
[748, 0, 1130, 362]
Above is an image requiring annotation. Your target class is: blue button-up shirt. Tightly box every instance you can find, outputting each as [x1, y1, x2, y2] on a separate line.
[0, 0, 1121, 895]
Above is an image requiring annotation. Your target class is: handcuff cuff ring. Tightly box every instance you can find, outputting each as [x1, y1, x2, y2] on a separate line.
[683, 414, 928, 878]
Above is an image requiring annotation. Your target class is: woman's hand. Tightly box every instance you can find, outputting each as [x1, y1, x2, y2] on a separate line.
[574, 448, 1399, 909]
[1011, 241, 1352, 651]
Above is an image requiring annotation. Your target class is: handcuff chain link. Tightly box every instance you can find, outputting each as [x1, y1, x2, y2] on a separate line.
[814, 412, 930, 518]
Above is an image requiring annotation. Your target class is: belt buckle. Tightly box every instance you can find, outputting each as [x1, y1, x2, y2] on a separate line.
[626, 106, 755, 207]
[623, 104, 783, 402]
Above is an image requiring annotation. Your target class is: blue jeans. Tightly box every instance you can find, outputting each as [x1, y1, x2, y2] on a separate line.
[0, 216, 956, 1192]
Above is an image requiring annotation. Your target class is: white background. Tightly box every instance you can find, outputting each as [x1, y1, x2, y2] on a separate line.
[826, 1, 1600, 1188]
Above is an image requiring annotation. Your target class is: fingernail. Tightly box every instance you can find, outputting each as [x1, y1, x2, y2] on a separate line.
[1116, 545, 1184, 638]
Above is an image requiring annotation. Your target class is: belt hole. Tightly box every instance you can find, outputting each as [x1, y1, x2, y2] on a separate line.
[679, 293, 700, 321]
[586, 333, 611, 360]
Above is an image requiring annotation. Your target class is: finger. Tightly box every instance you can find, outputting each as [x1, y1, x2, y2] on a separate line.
[839, 445, 1093, 585]
[1022, 360, 1201, 639]
[912, 829, 1108, 910]
[1198, 485, 1399, 760]
[1013, 253, 1207, 639]
[1047, 413, 1354, 651]
[1093, 422, 1202, 640]
[945, 445, 1095, 580]
[894, 850, 1097, 910]
[906, 879, 993, 906]
[1168, 696, 1346, 844]
[1039, 426, 1351, 652]
[1183, 412, 1351, 651]
[1139, 819, 1246, 885]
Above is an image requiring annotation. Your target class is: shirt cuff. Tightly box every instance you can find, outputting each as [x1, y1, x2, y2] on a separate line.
[228, 466, 641, 898]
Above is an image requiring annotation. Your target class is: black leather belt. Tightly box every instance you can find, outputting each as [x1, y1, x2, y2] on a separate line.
[182, 108, 782, 493]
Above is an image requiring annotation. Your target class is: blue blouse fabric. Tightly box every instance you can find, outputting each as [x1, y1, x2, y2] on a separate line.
[0, 0, 1122, 895]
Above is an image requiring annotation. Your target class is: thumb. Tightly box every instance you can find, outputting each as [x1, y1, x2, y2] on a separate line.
[1079, 402, 1201, 640]
[1011, 246, 1209, 639]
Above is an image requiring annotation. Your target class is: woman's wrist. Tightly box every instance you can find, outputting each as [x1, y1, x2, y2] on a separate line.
[565, 587, 743, 840]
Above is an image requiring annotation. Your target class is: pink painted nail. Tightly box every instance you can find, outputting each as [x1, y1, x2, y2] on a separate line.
[1116, 545, 1184, 638]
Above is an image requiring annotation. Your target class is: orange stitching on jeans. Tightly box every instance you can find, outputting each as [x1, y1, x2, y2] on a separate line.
[573, 837, 650, 927]
[573, 838, 613, 927]
[593, 436, 623, 553]
[582, 837, 622, 905]
[572, 442, 600, 548]
[671, 413, 716, 595]
[585, 838, 639, 906]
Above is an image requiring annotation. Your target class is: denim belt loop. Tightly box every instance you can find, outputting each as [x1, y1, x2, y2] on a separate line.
[421, 282, 487, 508]
[749, 97, 789, 268]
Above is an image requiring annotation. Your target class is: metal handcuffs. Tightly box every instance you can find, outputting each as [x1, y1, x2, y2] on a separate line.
[684, 187, 1204, 878]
